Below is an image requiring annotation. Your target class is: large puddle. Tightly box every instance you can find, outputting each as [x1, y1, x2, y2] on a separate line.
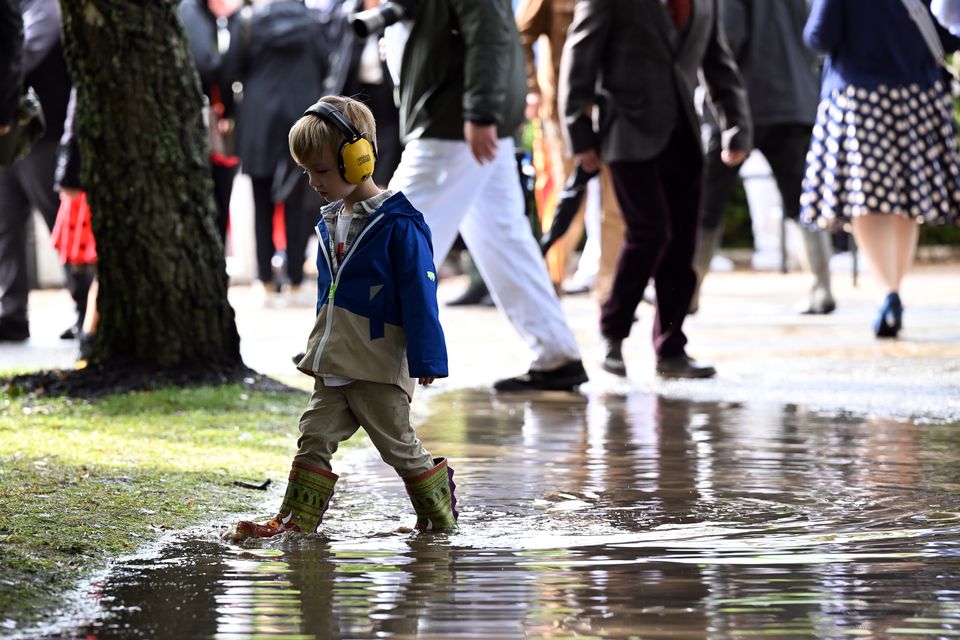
[40, 391, 960, 638]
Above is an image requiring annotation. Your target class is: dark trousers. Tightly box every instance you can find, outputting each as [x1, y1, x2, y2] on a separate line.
[0, 138, 90, 326]
[210, 161, 238, 242]
[701, 123, 812, 229]
[250, 174, 319, 286]
[601, 123, 703, 359]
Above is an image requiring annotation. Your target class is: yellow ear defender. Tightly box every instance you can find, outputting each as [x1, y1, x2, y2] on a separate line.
[303, 99, 377, 185]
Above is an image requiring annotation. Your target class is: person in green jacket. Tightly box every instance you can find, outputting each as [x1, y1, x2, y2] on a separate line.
[382, 0, 589, 392]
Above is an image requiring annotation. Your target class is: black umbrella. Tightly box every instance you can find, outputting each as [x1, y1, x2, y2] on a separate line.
[538, 90, 614, 256]
[539, 162, 598, 255]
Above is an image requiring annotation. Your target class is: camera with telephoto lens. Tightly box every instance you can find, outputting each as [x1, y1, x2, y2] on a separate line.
[350, 0, 416, 38]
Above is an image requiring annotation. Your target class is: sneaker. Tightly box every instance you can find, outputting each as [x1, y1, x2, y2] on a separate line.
[0, 318, 29, 342]
[493, 359, 589, 392]
[655, 354, 716, 379]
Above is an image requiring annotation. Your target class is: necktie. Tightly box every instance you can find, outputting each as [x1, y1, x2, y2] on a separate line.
[667, 0, 691, 30]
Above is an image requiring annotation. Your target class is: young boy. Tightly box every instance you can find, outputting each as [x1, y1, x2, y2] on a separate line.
[234, 95, 458, 538]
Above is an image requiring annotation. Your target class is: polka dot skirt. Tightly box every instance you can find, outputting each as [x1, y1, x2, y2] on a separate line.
[800, 81, 960, 230]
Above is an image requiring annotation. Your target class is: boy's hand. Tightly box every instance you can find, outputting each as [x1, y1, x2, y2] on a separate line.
[418, 376, 436, 386]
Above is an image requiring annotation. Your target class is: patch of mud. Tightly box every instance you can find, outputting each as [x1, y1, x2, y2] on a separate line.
[1, 363, 299, 399]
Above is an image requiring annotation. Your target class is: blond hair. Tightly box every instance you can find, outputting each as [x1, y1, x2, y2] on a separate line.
[288, 95, 377, 167]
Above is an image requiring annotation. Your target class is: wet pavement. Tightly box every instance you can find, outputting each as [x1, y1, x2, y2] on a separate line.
[33, 392, 960, 639]
[6, 263, 960, 639]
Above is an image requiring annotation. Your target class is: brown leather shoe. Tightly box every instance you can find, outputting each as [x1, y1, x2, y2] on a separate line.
[656, 354, 716, 379]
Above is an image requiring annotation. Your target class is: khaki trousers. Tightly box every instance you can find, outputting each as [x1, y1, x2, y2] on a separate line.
[596, 166, 625, 304]
[539, 116, 584, 286]
[295, 378, 434, 478]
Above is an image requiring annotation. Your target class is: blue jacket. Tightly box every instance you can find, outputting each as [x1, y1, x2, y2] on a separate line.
[804, 0, 955, 97]
[297, 192, 448, 398]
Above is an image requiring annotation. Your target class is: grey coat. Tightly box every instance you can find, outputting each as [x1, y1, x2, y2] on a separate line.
[723, 0, 818, 127]
[558, 0, 752, 163]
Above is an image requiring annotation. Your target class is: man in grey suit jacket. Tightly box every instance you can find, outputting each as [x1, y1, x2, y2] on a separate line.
[559, 0, 752, 379]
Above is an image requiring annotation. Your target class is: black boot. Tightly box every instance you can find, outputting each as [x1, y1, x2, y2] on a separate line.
[601, 337, 626, 376]
[797, 229, 836, 315]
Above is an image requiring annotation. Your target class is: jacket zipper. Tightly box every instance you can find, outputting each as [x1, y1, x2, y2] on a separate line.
[312, 212, 386, 371]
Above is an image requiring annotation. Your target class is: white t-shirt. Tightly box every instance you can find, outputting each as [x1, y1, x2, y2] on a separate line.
[334, 211, 354, 263]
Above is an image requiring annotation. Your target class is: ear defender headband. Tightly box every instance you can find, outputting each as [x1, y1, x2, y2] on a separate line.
[303, 100, 377, 185]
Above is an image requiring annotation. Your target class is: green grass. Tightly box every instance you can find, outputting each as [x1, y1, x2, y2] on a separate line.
[0, 383, 318, 631]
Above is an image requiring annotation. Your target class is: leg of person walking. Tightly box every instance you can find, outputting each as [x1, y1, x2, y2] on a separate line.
[566, 176, 602, 294]
[851, 212, 917, 337]
[851, 214, 901, 293]
[601, 160, 670, 345]
[0, 166, 31, 341]
[282, 179, 316, 290]
[391, 138, 586, 389]
[602, 127, 715, 379]
[210, 162, 237, 243]
[595, 166, 625, 304]
[692, 136, 739, 315]
[459, 138, 582, 374]
[541, 116, 583, 289]
[892, 214, 920, 286]
[762, 124, 835, 314]
[250, 175, 279, 292]
[650, 131, 704, 366]
[14, 139, 92, 337]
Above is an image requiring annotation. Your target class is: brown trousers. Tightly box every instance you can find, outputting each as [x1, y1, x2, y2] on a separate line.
[295, 378, 434, 478]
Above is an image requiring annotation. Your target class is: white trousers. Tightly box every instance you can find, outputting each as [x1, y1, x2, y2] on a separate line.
[389, 137, 581, 371]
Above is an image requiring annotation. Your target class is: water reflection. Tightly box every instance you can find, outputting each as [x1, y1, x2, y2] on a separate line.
[44, 392, 960, 639]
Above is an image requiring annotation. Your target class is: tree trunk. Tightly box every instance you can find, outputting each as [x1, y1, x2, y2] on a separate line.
[59, 0, 241, 368]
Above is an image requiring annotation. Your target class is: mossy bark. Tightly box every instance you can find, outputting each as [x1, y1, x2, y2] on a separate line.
[58, 0, 241, 368]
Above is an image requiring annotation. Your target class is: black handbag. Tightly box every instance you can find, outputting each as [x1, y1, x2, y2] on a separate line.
[0, 87, 45, 169]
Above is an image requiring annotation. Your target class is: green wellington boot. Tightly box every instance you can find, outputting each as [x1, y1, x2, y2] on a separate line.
[404, 457, 459, 531]
[236, 461, 338, 538]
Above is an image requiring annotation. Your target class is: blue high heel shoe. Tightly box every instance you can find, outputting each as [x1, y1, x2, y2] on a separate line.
[874, 292, 903, 338]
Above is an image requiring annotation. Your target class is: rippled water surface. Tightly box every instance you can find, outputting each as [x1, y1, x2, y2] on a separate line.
[43, 391, 960, 639]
